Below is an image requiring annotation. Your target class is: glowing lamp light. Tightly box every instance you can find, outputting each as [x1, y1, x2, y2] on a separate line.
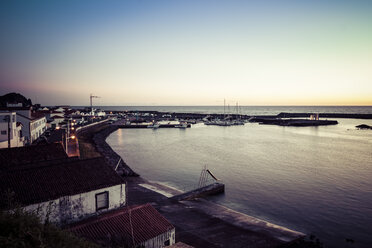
[56, 126, 60, 130]
[70, 135, 76, 139]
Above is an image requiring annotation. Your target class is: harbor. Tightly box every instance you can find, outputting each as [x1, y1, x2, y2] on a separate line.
[106, 116, 372, 248]
[82, 121, 307, 247]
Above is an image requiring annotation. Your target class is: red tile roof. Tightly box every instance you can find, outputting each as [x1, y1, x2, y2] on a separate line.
[69, 204, 174, 246]
[31, 111, 46, 119]
[0, 157, 125, 208]
[0, 143, 68, 168]
[0, 107, 31, 111]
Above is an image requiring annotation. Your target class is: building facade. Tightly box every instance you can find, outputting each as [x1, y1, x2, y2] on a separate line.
[0, 157, 126, 225]
[0, 112, 24, 148]
[25, 184, 126, 225]
[17, 112, 47, 144]
[0, 107, 47, 144]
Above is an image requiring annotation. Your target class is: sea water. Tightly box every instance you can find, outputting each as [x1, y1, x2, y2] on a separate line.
[106, 107, 372, 248]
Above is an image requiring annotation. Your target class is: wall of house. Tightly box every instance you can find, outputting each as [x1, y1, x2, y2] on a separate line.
[0, 112, 23, 148]
[30, 117, 47, 142]
[16, 109, 31, 118]
[140, 228, 176, 248]
[24, 183, 126, 225]
[17, 115, 31, 144]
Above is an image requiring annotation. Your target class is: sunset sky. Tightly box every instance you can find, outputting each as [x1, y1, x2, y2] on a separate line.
[0, 0, 371, 106]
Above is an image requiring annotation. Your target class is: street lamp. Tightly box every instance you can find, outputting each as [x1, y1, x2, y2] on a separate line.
[56, 119, 76, 155]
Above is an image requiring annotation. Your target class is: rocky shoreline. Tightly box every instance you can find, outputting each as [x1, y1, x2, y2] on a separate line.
[92, 125, 139, 177]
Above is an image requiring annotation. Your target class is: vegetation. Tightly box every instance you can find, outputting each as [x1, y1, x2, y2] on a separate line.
[0, 208, 99, 248]
[0, 92, 32, 107]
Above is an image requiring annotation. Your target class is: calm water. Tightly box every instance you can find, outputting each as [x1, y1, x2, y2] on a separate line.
[107, 111, 372, 248]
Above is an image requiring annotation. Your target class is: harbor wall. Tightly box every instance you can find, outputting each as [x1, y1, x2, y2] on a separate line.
[92, 125, 139, 177]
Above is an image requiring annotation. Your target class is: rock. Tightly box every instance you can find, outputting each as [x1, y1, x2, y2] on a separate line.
[356, 124, 372, 130]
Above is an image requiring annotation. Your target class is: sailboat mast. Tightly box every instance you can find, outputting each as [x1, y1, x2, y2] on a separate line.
[224, 98, 226, 119]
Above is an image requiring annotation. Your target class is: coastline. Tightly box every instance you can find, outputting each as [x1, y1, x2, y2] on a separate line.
[82, 123, 305, 247]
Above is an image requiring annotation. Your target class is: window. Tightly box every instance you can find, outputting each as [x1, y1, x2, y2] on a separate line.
[164, 240, 170, 246]
[95, 191, 109, 211]
[1, 130, 6, 135]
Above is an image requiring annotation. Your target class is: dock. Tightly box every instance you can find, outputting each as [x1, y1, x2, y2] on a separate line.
[117, 123, 191, 128]
[170, 183, 225, 201]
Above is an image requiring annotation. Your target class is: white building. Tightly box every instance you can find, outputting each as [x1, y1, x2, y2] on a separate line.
[69, 203, 176, 248]
[46, 115, 65, 129]
[0, 112, 24, 148]
[6, 102, 23, 107]
[0, 157, 126, 226]
[17, 111, 47, 144]
[95, 109, 106, 117]
[0, 107, 47, 144]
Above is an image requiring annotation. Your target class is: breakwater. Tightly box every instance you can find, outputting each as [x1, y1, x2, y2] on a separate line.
[251, 118, 338, 127]
[277, 112, 372, 119]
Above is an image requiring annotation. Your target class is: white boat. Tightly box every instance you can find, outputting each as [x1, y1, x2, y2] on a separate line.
[147, 122, 160, 129]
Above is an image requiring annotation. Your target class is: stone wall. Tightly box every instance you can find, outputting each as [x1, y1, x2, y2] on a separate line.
[93, 125, 139, 177]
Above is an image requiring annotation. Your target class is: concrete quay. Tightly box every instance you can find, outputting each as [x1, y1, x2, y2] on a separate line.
[170, 183, 225, 201]
[118, 123, 191, 128]
[126, 178, 305, 248]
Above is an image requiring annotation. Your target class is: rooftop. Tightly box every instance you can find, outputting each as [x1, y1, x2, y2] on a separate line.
[0, 106, 31, 111]
[17, 112, 45, 121]
[0, 143, 68, 169]
[0, 157, 125, 208]
[69, 203, 174, 247]
[31, 111, 46, 119]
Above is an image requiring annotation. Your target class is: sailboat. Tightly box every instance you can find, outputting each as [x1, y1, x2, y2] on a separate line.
[232, 102, 245, 125]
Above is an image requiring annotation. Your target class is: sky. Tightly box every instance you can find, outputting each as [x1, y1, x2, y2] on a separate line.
[0, 0, 371, 106]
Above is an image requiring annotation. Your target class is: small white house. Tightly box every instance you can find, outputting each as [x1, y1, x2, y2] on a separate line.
[47, 115, 65, 128]
[0, 112, 24, 148]
[69, 203, 176, 248]
[54, 106, 70, 113]
[0, 157, 126, 225]
[95, 109, 106, 117]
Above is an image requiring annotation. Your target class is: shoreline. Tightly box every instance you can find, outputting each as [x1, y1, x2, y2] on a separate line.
[84, 123, 306, 247]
